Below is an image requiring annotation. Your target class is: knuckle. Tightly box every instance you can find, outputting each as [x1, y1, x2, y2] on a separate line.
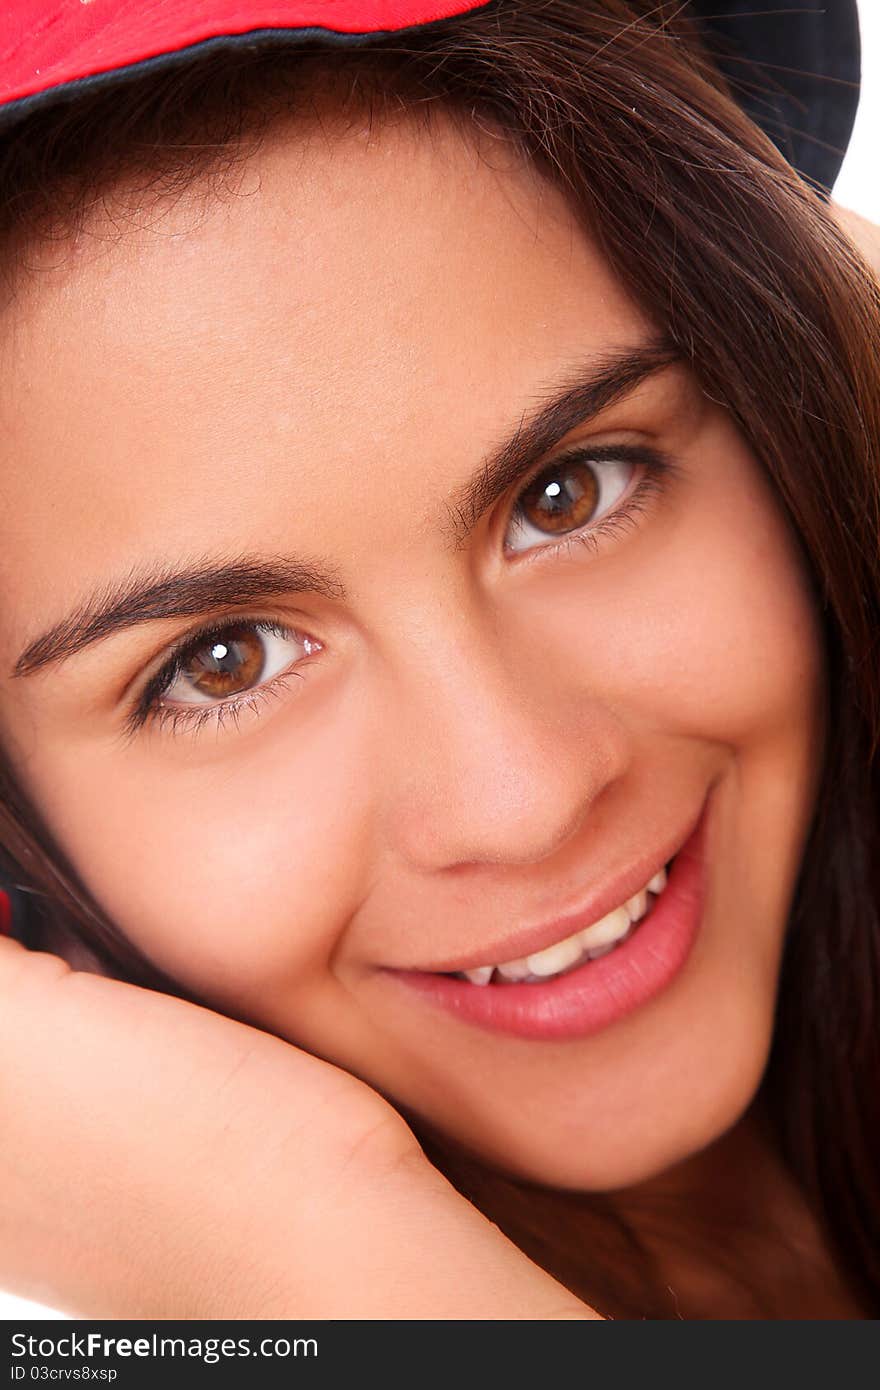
[336, 1107, 423, 1185]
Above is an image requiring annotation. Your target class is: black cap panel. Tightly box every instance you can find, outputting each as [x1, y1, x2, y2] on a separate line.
[688, 0, 861, 191]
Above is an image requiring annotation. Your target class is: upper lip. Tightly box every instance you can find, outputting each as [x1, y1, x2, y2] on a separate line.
[396, 805, 702, 975]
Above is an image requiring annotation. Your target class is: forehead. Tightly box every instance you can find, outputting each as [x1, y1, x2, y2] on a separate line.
[0, 108, 649, 631]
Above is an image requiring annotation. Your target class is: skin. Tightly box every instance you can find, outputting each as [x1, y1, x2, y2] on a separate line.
[831, 201, 880, 278]
[0, 104, 863, 1313]
[0, 933, 596, 1318]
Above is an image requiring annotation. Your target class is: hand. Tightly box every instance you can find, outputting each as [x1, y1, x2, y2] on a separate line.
[0, 932, 416, 1317]
[0, 935, 598, 1319]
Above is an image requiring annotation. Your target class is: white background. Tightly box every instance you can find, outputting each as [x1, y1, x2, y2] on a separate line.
[1, 0, 878, 1324]
[835, 0, 879, 220]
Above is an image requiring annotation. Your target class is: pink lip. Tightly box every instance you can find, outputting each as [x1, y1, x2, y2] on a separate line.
[383, 797, 709, 1042]
[402, 814, 701, 976]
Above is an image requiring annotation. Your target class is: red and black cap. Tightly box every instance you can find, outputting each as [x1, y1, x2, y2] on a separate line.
[0, 1, 862, 192]
[0, 873, 31, 941]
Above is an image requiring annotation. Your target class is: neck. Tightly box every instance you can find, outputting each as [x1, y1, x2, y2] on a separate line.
[596, 1093, 865, 1318]
[418, 1092, 868, 1319]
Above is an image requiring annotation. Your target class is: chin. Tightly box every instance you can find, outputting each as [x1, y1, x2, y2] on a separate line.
[419, 1003, 777, 1196]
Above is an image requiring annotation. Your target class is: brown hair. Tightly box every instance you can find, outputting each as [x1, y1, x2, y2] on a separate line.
[0, 0, 878, 1318]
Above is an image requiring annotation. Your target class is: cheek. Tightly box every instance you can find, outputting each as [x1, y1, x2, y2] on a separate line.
[12, 706, 376, 1007]
[633, 543, 823, 748]
[509, 440, 825, 1011]
[594, 454, 826, 1032]
[620, 466, 827, 904]
[530, 453, 823, 759]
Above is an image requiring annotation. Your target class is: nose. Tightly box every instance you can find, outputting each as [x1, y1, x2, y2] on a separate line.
[378, 619, 630, 872]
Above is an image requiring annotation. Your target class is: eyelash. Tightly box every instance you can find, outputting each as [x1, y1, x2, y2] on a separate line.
[126, 443, 677, 740]
[503, 442, 676, 565]
[123, 620, 311, 742]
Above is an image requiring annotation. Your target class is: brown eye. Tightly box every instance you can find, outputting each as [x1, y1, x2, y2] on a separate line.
[160, 622, 317, 706]
[505, 454, 634, 554]
[178, 625, 264, 699]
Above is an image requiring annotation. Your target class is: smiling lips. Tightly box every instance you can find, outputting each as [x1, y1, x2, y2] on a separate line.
[386, 801, 708, 1041]
[455, 866, 668, 986]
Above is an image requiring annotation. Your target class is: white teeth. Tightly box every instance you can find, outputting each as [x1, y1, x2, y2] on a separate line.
[462, 965, 494, 986]
[585, 940, 618, 960]
[455, 859, 671, 984]
[579, 905, 630, 951]
[624, 888, 648, 924]
[495, 958, 531, 982]
[525, 933, 585, 978]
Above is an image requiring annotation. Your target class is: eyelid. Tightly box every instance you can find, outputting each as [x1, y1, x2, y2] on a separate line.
[139, 616, 257, 702]
[125, 614, 314, 737]
[502, 440, 679, 555]
[514, 440, 677, 495]
[118, 443, 678, 741]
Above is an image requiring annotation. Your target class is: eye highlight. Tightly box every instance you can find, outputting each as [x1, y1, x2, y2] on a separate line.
[125, 619, 321, 739]
[503, 443, 675, 558]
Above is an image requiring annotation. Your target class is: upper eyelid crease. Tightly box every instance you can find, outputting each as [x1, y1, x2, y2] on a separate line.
[11, 559, 344, 681]
[137, 617, 292, 709]
[121, 621, 309, 743]
[442, 340, 681, 549]
[506, 455, 669, 565]
[507, 442, 679, 521]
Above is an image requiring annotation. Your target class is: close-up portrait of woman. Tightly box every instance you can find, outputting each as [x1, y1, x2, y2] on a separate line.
[0, 0, 877, 1323]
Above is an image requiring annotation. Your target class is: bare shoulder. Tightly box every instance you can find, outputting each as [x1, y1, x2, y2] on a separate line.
[828, 201, 880, 278]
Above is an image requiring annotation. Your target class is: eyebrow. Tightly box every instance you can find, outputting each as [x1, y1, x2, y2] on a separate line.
[12, 337, 680, 679]
[443, 337, 680, 542]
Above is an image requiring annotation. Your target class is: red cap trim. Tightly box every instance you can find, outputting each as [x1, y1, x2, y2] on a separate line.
[1, 1, 489, 107]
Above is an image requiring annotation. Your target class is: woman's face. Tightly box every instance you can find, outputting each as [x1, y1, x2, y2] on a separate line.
[0, 108, 824, 1190]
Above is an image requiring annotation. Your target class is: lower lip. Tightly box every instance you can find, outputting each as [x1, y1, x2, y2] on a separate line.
[386, 804, 708, 1041]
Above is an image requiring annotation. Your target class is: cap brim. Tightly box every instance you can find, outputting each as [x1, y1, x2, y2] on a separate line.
[0, 0, 862, 191]
[0, 2, 490, 111]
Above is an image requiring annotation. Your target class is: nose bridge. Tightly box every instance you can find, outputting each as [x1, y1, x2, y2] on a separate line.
[378, 607, 626, 870]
